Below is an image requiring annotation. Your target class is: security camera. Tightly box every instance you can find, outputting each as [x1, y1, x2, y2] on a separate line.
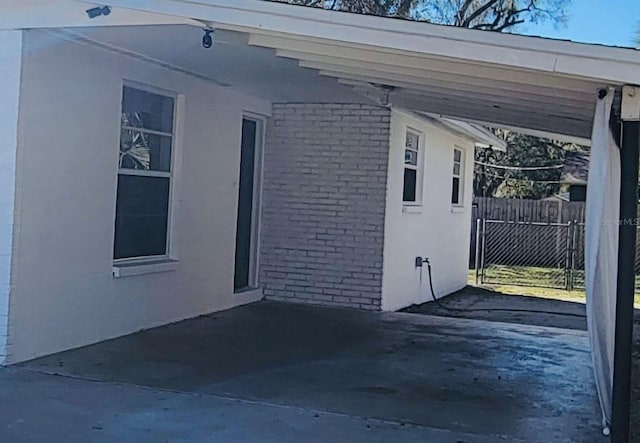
[86, 6, 111, 19]
[202, 29, 214, 49]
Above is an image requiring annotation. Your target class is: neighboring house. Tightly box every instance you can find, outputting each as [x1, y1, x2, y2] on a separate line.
[0, 0, 636, 366]
[543, 192, 571, 203]
[560, 152, 590, 202]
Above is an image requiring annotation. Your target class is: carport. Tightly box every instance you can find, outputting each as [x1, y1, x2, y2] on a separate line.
[8, 301, 601, 442]
[3, 0, 640, 440]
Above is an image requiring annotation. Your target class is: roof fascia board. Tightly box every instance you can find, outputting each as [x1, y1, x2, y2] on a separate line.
[395, 108, 482, 145]
[87, 0, 640, 84]
[395, 108, 506, 149]
[444, 120, 507, 151]
[0, 1, 191, 30]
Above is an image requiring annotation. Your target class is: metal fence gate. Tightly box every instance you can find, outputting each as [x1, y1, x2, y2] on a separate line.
[475, 220, 576, 289]
[474, 219, 640, 292]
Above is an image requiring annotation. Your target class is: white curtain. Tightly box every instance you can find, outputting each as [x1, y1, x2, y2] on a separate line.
[585, 87, 620, 431]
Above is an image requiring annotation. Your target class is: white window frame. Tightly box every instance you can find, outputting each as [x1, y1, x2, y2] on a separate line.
[452, 147, 465, 207]
[402, 127, 424, 206]
[113, 81, 180, 265]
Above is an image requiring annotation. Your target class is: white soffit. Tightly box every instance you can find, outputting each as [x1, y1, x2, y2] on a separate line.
[402, 110, 507, 151]
[0, 0, 193, 29]
[20, 0, 640, 138]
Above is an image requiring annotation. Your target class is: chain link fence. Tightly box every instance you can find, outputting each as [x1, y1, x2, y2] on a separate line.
[570, 224, 640, 293]
[475, 220, 573, 289]
[474, 220, 640, 291]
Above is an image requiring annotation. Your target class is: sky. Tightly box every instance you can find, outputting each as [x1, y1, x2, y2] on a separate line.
[519, 0, 640, 48]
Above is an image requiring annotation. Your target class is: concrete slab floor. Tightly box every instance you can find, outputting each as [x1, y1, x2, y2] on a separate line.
[3, 301, 604, 442]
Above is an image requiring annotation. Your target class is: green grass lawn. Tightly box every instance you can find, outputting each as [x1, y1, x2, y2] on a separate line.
[468, 266, 640, 306]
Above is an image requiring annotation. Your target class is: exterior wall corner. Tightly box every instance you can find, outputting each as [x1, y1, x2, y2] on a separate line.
[0, 29, 23, 364]
[260, 103, 391, 310]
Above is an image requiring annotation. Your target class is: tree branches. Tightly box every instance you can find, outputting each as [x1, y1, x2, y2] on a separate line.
[421, 0, 570, 32]
[275, 0, 570, 33]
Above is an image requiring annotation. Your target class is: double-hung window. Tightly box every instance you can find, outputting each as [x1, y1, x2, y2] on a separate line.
[451, 147, 465, 206]
[403, 129, 422, 204]
[114, 85, 175, 261]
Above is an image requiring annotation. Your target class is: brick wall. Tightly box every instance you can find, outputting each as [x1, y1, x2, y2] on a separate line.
[260, 103, 391, 310]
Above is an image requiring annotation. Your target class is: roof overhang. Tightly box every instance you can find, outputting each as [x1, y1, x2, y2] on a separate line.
[0, 0, 193, 29]
[3, 0, 640, 142]
[408, 111, 507, 151]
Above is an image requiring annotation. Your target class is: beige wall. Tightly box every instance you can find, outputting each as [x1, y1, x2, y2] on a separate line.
[6, 30, 271, 363]
[381, 109, 475, 311]
[0, 30, 23, 364]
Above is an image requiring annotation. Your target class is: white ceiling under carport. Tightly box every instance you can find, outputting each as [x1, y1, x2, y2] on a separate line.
[250, 32, 602, 143]
[55, 25, 368, 104]
[56, 23, 504, 148]
[5, 0, 640, 144]
[86, 0, 640, 145]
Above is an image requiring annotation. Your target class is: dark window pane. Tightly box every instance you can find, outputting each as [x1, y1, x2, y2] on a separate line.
[119, 130, 172, 172]
[452, 177, 460, 204]
[403, 168, 417, 202]
[114, 175, 170, 260]
[235, 119, 257, 291]
[121, 86, 174, 133]
[569, 184, 587, 202]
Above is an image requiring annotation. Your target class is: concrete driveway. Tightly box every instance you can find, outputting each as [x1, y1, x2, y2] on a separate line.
[0, 301, 603, 442]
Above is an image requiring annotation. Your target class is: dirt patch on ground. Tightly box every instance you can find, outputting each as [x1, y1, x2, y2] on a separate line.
[402, 285, 640, 440]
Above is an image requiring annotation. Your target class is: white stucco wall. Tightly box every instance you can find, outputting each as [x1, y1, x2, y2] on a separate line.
[381, 109, 475, 311]
[0, 30, 23, 364]
[5, 30, 271, 364]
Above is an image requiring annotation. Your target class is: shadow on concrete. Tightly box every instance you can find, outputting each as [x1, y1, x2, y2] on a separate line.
[402, 286, 589, 330]
[403, 285, 640, 440]
[11, 300, 604, 442]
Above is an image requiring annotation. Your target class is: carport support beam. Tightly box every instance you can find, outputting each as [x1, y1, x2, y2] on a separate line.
[612, 86, 640, 442]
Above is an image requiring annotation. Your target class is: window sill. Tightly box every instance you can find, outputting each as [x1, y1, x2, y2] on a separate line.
[402, 205, 423, 214]
[451, 206, 465, 213]
[113, 258, 180, 278]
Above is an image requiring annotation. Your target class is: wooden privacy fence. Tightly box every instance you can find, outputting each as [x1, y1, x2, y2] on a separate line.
[469, 197, 585, 268]
[472, 197, 586, 224]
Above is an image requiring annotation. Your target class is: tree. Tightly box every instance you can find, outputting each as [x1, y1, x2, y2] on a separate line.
[474, 132, 587, 200]
[275, 0, 570, 32]
[420, 0, 569, 32]
[279, 0, 416, 17]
